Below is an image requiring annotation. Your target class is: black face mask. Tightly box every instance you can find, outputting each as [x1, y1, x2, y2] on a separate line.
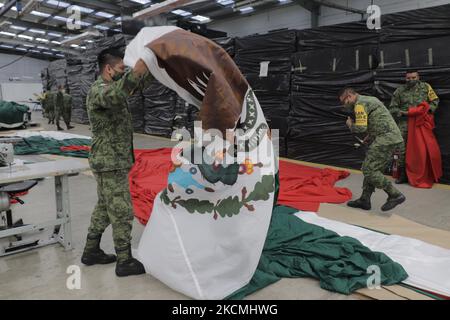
[406, 80, 418, 88]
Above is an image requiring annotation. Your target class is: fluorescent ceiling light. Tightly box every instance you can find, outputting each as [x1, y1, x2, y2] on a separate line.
[46, 0, 70, 8]
[36, 38, 50, 43]
[48, 32, 62, 37]
[51, 40, 61, 44]
[29, 28, 46, 34]
[70, 44, 79, 48]
[10, 25, 27, 31]
[31, 10, 51, 18]
[217, 0, 234, 5]
[23, 44, 35, 47]
[37, 46, 49, 50]
[239, 6, 254, 13]
[0, 44, 14, 49]
[84, 39, 94, 43]
[115, 16, 122, 21]
[279, 0, 291, 3]
[51, 48, 59, 52]
[172, 9, 192, 17]
[191, 15, 210, 22]
[43, 51, 54, 55]
[18, 34, 34, 40]
[129, 0, 152, 4]
[56, 54, 65, 57]
[94, 25, 110, 30]
[77, 21, 92, 27]
[16, 47, 28, 51]
[53, 16, 69, 22]
[0, 31, 16, 37]
[80, 46, 86, 50]
[30, 50, 41, 53]
[95, 11, 115, 18]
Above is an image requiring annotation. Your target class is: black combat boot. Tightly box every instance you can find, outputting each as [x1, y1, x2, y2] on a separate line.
[395, 168, 408, 184]
[66, 122, 75, 130]
[381, 184, 406, 211]
[347, 189, 372, 210]
[347, 198, 371, 210]
[57, 125, 64, 131]
[81, 234, 117, 266]
[115, 245, 146, 277]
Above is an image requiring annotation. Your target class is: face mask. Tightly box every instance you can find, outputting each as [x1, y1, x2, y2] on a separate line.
[109, 66, 124, 81]
[406, 80, 418, 88]
[112, 70, 124, 81]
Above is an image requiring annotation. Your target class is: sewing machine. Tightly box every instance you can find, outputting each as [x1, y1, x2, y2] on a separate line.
[0, 136, 90, 256]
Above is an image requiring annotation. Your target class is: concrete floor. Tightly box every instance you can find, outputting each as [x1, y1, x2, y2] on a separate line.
[0, 111, 449, 300]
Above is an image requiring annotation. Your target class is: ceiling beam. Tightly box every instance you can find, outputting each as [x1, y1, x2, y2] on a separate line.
[0, 36, 79, 55]
[0, 16, 80, 34]
[0, 1, 17, 19]
[312, 0, 365, 15]
[66, 0, 123, 14]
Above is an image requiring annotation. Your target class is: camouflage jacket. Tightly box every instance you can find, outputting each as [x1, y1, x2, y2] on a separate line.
[389, 81, 439, 121]
[63, 93, 72, 111]
[46, 91, 56, 109]
[86, 70, 152, 173]
[351, 95, 403, 146]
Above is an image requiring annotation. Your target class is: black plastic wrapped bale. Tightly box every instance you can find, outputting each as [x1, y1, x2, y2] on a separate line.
[381, 4, 450, 43]
[297, 21, 379, 51]
[291, 70, 374, 96]
[212, 37, 235, 57]
[235, 30, 297, 56]
[47, 59, 67, 90]
[245, 73, 290, 93]
[143, 80, 178, 137]
[127, 89, 145, 133]
[235, 55, 292, 74]
[287, 93, 366, 169]
[41, 68, 50, 90]
[378, 36, 450, 70]
[244, 73, 290, 122]
[292, 45, 379, 73]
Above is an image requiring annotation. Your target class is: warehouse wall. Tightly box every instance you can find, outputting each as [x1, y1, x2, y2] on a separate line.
[0, 52, 49, 83]
[209, 0, 450, 37]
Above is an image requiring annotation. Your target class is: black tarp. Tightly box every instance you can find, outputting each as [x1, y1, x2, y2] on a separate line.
[212, 37, 235, 57]
[127, 89, 145, 133]
[47, 59, 67, 90]
[297, 21, 380, 51]
[235, 29, 297, 56]
[143, 80, 177, 137]
[380, 5, 450, 43]
[292, 45, 379, 73]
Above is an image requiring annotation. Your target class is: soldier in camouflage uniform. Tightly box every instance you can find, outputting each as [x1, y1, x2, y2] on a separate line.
[81, 48, 153, 277]
[55, 85, 74, 131]
[339, 88, 406, 212]
[45, 90, 56, 124]
[389, 70, 440, 184]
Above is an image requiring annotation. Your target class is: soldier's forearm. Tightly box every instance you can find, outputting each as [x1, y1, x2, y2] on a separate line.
[429, 99, 439, 113]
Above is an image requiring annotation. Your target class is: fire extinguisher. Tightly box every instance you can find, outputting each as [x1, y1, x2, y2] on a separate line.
[392, 150, 400, 179]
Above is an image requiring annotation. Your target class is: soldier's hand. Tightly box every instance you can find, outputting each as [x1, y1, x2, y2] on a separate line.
[346, 117, 353, 128]
[133, 59, 149, 77]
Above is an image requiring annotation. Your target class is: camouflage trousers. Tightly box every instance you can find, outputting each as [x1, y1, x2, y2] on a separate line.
[398, 120, 408, 167]
[44, 106, 55, 122]
[361, 142, 404, 197]
[55, 106, 71, 128]
[88, 169, 134, 250]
